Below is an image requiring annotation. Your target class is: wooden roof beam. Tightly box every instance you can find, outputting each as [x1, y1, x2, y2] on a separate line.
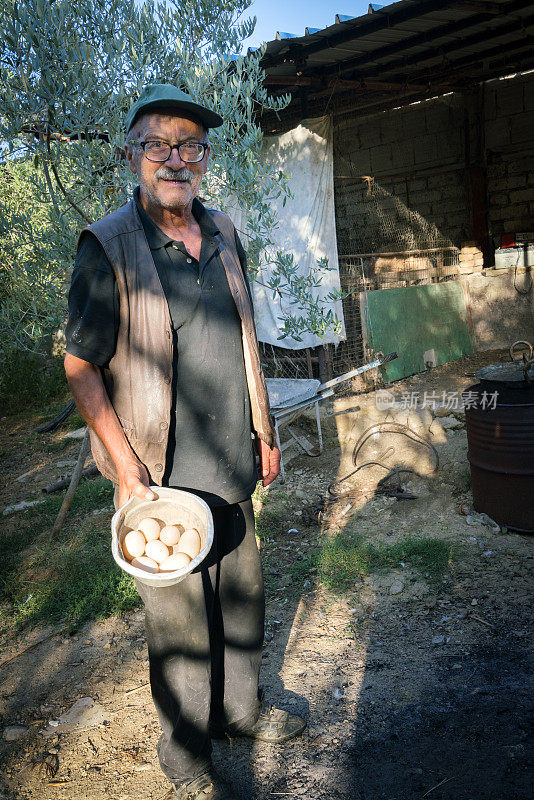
[384, 35, 534, 86]
[263, 76, 441, 93]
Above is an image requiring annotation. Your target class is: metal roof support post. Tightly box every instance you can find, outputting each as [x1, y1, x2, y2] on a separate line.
[462, 87, 491, 267]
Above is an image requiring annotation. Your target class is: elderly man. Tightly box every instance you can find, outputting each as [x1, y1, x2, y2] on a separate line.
[64, 85, 305, 800]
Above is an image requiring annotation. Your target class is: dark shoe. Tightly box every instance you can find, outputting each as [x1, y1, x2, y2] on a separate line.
[212, 702, 306, 743]
[168, 771, 238, 800]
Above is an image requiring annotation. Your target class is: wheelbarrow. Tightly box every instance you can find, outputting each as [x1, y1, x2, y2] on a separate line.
[266, 352, 398, 481]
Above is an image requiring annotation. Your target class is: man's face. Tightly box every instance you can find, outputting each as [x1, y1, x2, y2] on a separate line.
[125, 111, 210, 212]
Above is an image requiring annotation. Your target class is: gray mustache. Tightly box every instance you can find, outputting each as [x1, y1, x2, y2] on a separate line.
[155, 166, 194, 183]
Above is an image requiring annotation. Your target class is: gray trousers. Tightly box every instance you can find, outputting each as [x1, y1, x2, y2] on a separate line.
[117, 495, 264, 784]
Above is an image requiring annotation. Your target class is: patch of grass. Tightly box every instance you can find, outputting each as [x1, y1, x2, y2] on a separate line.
[68, 475, 114, 513]
[34, 403, 84, 434]
[255, 508, 285, 542]
[255, 492, 294, 542]
[42, 438, 72, 453]
[289, 531, 455, 592]
[0, 477, 132, 632]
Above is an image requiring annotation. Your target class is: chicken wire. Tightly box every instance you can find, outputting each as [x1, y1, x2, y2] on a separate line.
[260, 176, 460, 381]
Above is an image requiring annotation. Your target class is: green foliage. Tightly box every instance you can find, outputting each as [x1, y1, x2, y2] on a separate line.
[0, 0, 295, 356]
[0, 0, 343, 357]
[290, 531, 455, 592]
[0, 349, 68, 414]
[0, 159, 67, 357]
[0, 477, 138, 632]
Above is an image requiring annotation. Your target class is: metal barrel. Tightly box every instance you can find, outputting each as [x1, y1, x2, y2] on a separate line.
[464, 384, 534, 533]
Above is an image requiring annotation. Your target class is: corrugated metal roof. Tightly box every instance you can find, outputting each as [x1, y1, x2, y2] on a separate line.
[258, 0, 534, 123]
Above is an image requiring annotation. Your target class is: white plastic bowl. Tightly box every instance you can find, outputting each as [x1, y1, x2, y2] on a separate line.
[111, 487, 214, 587]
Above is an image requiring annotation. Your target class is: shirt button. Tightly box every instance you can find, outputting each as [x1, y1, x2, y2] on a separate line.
[164, 377, 171, 385]
[160, 422, 168, 430]
[186, 257, 192, 263]
[154, 463, 163, 472]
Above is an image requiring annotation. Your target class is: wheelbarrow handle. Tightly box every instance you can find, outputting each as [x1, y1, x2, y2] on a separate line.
[317, 352, 398, 393]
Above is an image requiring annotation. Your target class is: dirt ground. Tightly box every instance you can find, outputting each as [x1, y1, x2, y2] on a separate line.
[0, 349, 532, 800]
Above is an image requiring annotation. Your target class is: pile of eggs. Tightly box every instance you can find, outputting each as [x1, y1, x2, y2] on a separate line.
[122, 517, 201, 573]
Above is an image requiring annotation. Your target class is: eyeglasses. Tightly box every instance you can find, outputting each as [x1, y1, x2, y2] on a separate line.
[129, 140, 208, 163]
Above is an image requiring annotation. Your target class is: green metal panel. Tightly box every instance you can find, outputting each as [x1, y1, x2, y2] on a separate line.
[361, 282, 473, 382]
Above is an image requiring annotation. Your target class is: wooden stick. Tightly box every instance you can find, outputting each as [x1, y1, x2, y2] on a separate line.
[422, 776, 454, 798]
[52, 428, 90, 537]
[125, 682, 150, 696]
[43, 464, 98, 494]
[0, 631, 58, 670]
[468, 613, 493, 628]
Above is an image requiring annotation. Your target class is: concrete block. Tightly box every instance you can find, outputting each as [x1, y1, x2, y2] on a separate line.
[509, 188, 534, 204]
[507, 202, 529, 217]
[524, 80, 534, 112]
[503, 217, 530, 233]
[458, 264, 476, 274]
[412, 135, 438, 165]
[370, 143, 394, 173]
[410, 202, 432, 217]
[349, 149, 372, 174]
[510, 111, 534, 144]
[490, 175, 526, 191]
[508, 158, 532, 174]
[358, 127, 381, 150]
[460, 246, 480, 255]
[409, 178, 427, 191]
[485, 117, 511, 149]
[378, 120, 399, 145]
[488, 192, 509, 208]
[425, 105, 455, 133]
[487, 162, 507, 179]
[402, 109, 428, 138]
[496, 82, 524, 116]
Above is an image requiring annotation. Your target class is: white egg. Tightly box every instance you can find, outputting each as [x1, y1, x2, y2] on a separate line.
[137, 517, 161, 541]
[176, 528, 201, 560]
[145, 539, 170, 565]
[159, 524, 184, 546]
[131, 556, 159, 573]
[122, 530, 146, 560]
[159, 552, 191, 572]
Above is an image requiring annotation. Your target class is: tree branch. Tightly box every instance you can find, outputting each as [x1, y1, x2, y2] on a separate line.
[38, 131, 61, 218]
[49, 161, 92, 224]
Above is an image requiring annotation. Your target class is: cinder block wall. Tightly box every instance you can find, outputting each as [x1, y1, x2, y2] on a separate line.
[485, 73, 534, 239]
[333, 72, 534, 259]
[333, 94, 470, 255]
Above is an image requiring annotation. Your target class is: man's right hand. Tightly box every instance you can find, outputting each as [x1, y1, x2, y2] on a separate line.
[117, 461, 156, 509]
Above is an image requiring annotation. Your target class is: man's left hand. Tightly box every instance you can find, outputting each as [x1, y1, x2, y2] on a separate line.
[259, 439, 281, 487]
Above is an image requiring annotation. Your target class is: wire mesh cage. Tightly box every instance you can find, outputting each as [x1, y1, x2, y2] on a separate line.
[259, 176, 460, 382]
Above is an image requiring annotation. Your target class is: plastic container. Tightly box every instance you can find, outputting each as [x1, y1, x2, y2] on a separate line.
[111, 486, 214, 587]
[494, 245, 534, 269]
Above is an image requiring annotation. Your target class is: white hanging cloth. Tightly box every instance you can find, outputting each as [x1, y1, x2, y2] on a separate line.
[229, 115, 346, 349]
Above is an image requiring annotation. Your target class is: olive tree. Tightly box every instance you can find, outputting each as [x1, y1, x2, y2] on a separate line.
[0, 0, 342, 358]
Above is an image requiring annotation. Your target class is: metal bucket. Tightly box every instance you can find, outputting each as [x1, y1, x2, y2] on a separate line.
[111, 487, 214, 587]
[464, 384, 534, 532]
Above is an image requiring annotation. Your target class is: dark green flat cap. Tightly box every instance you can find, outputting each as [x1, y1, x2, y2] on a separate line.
[125, 84, 223, 131]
